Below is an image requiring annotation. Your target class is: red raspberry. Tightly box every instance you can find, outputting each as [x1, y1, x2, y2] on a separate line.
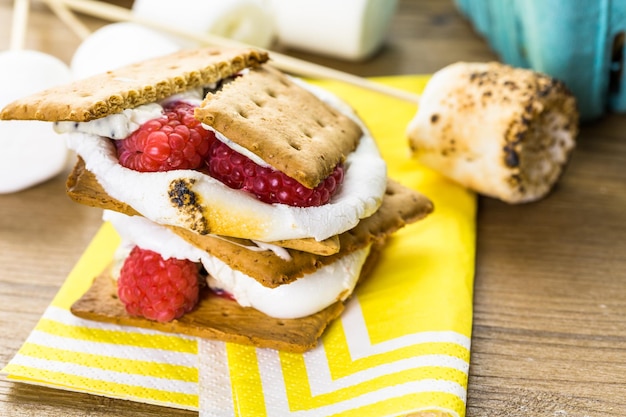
[206, 140, 344, 207]
[117, 246, 201, 322]
[115, 101, 216, 172]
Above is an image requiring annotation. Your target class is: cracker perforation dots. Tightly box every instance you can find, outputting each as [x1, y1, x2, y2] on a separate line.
[0, 47, 269, 122]
[194, 65, 362, 189]
[236, 107, 249, 119]
[288, 141, 302, 151]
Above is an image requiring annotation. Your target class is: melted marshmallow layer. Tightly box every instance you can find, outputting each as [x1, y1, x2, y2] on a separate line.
[105, 210, 370, 319]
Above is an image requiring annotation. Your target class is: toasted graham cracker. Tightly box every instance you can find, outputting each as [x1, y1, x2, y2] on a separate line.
[71, 241, 384, 353]
[173, 179, 433, 287]
[0, 47, 268, 122]
[67, 158, 433, 286]
[194, 65, 362, 188]
[268, 236, 339, 255]
[66, 158, 341, 256]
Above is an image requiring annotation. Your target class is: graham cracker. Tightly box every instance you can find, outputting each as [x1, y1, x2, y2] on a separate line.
[70, 241, 384, 353]
[172, 179, 433, 287]
[67, 158, 433, 287]
[0, 47, 268, 122]
[194, 66, 363, 188]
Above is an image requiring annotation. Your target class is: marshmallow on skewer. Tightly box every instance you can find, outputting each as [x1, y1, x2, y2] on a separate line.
[407, 61, 578, 204]
[131, 0, 275, 49]
[0, 50, 72, 193]
[70, 22, 181, 80]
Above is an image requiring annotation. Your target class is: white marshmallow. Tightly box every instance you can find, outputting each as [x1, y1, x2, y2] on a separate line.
[270, 0, 398, 61]
[104, 210, 370, 319]
[0, 50, 72, 194]
[70, 22, 181, 80]
[64, 79, 387, 242]
[66, 120, 385, 242]
[131, 0, 276, 49]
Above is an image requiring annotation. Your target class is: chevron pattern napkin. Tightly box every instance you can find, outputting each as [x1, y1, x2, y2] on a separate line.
[3, 75, 476, 417]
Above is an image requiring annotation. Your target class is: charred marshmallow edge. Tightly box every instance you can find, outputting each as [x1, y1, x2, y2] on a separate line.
[60, 75, 387, 243]
[105, 210, 369, 319]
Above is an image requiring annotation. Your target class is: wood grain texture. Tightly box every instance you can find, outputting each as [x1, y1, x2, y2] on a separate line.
[467, 116, 626, 417]
[1, 0, 625, 416]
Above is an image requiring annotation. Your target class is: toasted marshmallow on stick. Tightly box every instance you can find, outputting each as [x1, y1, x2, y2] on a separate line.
[1, 47, 433, 352]
[407, 61, 579, 204]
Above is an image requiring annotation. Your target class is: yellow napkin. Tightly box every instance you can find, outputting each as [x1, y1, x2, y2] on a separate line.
[2, 76, 476, 417]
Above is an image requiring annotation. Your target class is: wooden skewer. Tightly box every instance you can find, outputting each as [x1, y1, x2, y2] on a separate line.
[42, 0, 91, 40]
[45, 0, 422, 105]
[10, 0, 30, 50]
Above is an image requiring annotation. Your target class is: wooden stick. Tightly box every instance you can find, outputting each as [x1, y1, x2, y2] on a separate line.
[43, 0, 91, 40]
[47, 0, 422, 104]
[10, 0, 29, 50]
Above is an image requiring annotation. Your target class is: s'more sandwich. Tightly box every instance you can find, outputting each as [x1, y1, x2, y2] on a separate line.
[1, 47, 433, 352]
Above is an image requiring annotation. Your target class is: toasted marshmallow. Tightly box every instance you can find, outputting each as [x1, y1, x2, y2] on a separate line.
[65, 78, 387, 242]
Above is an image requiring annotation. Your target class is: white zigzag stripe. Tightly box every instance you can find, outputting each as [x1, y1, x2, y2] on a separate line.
[9, 354, 198, 395]
[251, 296, 469, 415]
[257, 348, 463, 417]
[304, 349, 469, 397]
[198, 340, 234, 417]
[25, 331, 196, 367]
[302, 297, 469, 398]
[341, 297, 471, 359]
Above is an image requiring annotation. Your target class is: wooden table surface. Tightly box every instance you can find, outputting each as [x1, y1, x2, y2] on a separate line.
[1, 0, 625, 416]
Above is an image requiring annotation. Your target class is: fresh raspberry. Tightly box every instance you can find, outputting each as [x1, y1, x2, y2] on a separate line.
[117, 246, 201, 322]
[206, 140, 344, 207]
[115, 101, 216, 172]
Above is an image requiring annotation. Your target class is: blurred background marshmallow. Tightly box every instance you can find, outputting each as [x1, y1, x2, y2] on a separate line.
[131, 0, 276, 49]
[0, 50, 72, 194]
[270, 0, 399, 61]
[71, 22, 181, 80]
